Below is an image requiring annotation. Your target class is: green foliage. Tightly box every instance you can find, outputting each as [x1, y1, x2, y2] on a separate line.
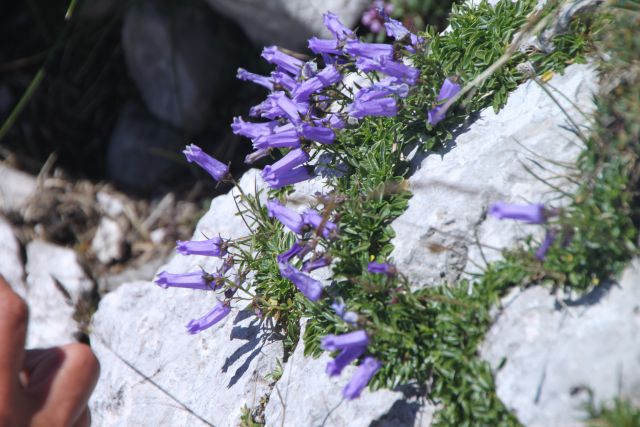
[230, 0, 601, 425]
[587, 398, 640, 427]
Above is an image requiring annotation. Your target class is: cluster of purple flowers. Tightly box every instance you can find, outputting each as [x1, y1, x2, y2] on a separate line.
[268, 199, 337, 302]
[153, 147, 242, 334]
[489, 201, 559, 260]
[232, 11, 425, 191]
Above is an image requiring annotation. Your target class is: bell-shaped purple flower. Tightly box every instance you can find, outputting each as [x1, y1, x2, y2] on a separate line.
[343, 357, 381, 400]
[272, 71, 297, 92]
[263, 166, 313, 189]
[262, 148, 309, 179]
[321, 330, 369, 352]
[308, 37, 342, 55]
[344, 40, 393, 60]
[176, 237, 227, 257]
[301, 124, 335, 144]
[302, 209, 338, 238]
[236, 68, 273, 90]
[183, 144, 229, 182]
[267, 199, 305, 234]
[314, 114, 346, 130]
[245, 149, 271, 164]
[535, 230, 557, 260]
[261, 46, 304, 75]
[323, 12, 354, 40]
[253, 123, 300, 150]
[231, 117, 278, 140]
[277, 241, 307, 263]
[278, 262, 323, 301]
[349, 88, 397, 118]
[270, 91, 308, 124]
[331, 300, 358, 324]
[428, 78, 462, 125]
[155, 271, 215, 290]
[489, 202, 546, 224]
[384, 17, 423, 46]
[302, 255, 331, 272]
[367, 262, 397, 275]
[186, 302, 231, 334]
[326, 346, 365, 377]
[292, 65, 342, 102]
[249, 97, 283, 119]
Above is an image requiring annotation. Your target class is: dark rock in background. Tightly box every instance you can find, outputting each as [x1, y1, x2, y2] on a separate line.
[107, 101, 187, 193]
[122, 0, 233, 133]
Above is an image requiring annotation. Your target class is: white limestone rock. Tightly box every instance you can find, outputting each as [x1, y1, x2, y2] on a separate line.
[0, 162, 37, 215]
[25, 240, 95, 348]
[391, 64, 599, 287]
[205, 0, 369, 49]
[264, 325, 437, 427]
[481, 259, 640, 426]
[92, 217, 126, 264]
[90, 170, 285, 426]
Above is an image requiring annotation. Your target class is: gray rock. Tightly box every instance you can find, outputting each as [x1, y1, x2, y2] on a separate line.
[90, 170, 285, 426]
[391, 64, 599, 287]
[92, 217, 126, 264]
[205, 0, 369, 49]
[481, 259, 640, 426]
[24, 240, 95, 348]
[0, 215, 26, 298]
[0, 162, 37, 215]
[107, 101, 186, 193]
[264, 324, 438, 427]
[122, 0, 230, 132]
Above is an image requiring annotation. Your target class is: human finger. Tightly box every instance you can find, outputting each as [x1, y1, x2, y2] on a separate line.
[71, 406, 91, 427]
[27, 343, 100, 427]
[0, 275, 28, 407]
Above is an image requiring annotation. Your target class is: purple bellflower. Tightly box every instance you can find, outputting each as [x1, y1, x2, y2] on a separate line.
[344, 40, 394, 60]
[271, 71, 297, 92]
[183, 144, 229, 182]
[261, 148, 310, 180]
[371, 78, 410, 98]
[367, 261, 397, 275]
[249, 97, 283, 119]
[269, 91, 308, 124]
[343, 357, 382, 400]
[301, 124, 336, 144]
[278, 262, 323, 301]
[321, 330, 369, 352]
[267, 199, 305, 234]
[314, 114, 346, 130]
[323, 12, 355, 40]
[245, 149, 271, 164]
[384, 17, 423, 46]
[236, 68, 273, 90]
[261, 46, 304, 75]
[253, 124, 300, 150]
[308, 37, 342, 55]
[302, 256, 331, 272]
[330, 300, 358, 324]
[326, 346, 365, 377]
[231, 117, 278, 140]
[277, 241, 307, 263]
[535, 230, 557, 261]
[262, 165, 313, 189]
[356, 57, 419, 85]
[302, 209, 338, 238]
[292, 65, 342, 102]
[489, 202, 546, 224]
[155, 271, 216, 290]
[349, 87, 398, 118]
[176, 236, 227, 257]
[186, 302, 231, 334]
[428, 78, 462, 125]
